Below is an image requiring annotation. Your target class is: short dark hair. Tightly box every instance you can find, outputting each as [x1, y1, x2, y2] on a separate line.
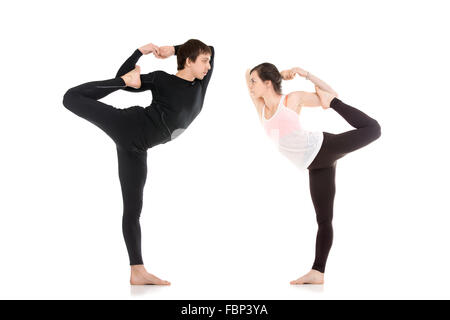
[177, 39, 212, 70]
[250, 63, 282, 94]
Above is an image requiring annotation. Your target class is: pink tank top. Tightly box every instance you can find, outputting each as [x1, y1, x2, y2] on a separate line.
[261, 94, 324, 170]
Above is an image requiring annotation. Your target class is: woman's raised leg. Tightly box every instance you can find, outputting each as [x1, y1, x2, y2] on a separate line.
[316, 87, 381, 157]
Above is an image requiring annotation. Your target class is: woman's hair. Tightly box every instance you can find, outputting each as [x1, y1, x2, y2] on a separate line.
[250, 63, 282, 94]
[177, 39, 212, 70]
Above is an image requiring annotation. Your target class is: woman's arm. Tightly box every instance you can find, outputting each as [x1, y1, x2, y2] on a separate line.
[287, 91, 322, 107]
[280, 70, 323, 108]
[292, 67, 338, 96]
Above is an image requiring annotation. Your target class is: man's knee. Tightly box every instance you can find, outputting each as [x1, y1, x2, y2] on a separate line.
[63, 88, 80, 110]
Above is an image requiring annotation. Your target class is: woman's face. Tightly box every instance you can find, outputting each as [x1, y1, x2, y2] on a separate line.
[249, 71, 268, 98]
[186, 53, 211, 80]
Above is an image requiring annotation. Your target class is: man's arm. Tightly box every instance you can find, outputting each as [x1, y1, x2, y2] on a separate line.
[154, 45, 179, 58]
[115, 46, 159, 93]
[116, 49, 143, 79]
[199, 46, 215, 96]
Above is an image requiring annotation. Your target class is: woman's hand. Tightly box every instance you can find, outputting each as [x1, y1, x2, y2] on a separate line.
[293, 67, 309, 78]
[280, 69, 296, 80]
[138, 43, 160, 55]
[154, 46, 175, 59]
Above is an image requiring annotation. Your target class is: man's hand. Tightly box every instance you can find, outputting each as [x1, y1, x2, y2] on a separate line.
[154, 46, 175, 59]
[138, 43, 160, 55]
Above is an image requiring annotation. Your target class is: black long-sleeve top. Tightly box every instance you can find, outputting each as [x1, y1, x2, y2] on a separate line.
[115, 45, 215, 138]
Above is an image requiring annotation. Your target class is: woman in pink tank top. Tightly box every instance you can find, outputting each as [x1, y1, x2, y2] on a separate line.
[245, 63, 381, 285]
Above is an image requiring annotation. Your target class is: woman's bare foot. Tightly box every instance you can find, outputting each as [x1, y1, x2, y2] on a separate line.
[315, 86, 337, 110]
[120, 65, 141, 89]
[290, 269, 324, 285]
[130, 265, 171, 285]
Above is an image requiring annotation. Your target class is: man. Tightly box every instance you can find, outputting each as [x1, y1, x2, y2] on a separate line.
[63, 39, 214, 285]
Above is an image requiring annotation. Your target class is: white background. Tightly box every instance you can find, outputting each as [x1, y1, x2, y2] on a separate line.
[1, 0, 449, 299]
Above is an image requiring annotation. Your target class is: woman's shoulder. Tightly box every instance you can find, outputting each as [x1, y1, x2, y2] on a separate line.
[284, 92, 302, 113]
[285, 91, 301, 103]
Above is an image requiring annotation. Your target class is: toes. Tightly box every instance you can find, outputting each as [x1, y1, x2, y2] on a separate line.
[290, 278, 304, 285]
[157, 279, 170, 285]
[149, 274, 170, 285]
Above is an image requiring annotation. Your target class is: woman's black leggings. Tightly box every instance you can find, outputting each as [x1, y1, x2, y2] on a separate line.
[307, 98, 381, 273]
[63, 78, 169, 265]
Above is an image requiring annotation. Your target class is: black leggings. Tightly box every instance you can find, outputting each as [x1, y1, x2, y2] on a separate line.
[307, 98, 381, 273]
[63, 78, 169, 265]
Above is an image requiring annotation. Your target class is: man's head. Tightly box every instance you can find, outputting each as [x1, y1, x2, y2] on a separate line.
[177, 39, 212, 80]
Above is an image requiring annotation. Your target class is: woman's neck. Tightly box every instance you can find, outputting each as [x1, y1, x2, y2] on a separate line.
[263, 92, 283, 111]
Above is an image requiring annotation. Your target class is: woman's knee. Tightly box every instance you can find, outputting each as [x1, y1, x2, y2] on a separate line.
[370, 120, 382, 141]
[317, 219, 333, 230]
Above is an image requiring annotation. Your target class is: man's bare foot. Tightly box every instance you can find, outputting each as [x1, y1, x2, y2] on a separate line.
[315, 86, 337, 110]
[290, 269, 324, 285]
[130, 265, 171, 285]
[120, 65, 141, 89]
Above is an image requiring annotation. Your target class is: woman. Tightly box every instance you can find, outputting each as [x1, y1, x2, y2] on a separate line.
[63, 39, 214, 285]
[245, 64, 381, 284]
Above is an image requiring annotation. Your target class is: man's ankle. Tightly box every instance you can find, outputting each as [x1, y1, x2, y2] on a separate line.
[120, 75, 129, 86]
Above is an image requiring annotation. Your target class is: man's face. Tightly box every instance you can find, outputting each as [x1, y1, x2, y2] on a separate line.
[188, 53, 211, 79]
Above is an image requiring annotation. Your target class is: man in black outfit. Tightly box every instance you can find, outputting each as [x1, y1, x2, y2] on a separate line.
[63, 39, 214, 285]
